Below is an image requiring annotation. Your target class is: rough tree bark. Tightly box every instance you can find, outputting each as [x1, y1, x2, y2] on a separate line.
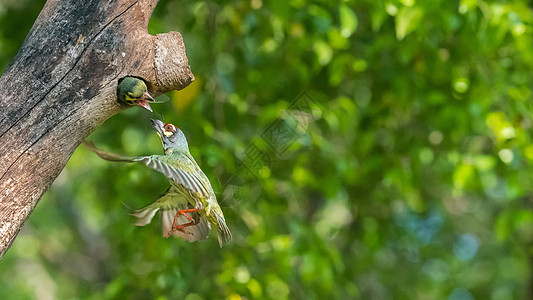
[0, 0, 194, 259]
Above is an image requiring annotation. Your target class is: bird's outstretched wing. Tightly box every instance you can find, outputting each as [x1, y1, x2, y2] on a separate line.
[84, 140, 210, 198]
[83, 140, 139, 162]
[137, 155, 211, 198]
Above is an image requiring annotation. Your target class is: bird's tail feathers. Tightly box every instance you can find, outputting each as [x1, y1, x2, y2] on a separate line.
[214, 211, 232, 247]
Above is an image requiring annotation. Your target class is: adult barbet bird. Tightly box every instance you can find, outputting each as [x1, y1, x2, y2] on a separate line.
[117, 77, 155, 112]
[84, 119, 232, 247]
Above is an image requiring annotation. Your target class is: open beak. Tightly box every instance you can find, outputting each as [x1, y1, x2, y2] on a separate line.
[135, 91, 155, 112]
[151, 118, 165, 134]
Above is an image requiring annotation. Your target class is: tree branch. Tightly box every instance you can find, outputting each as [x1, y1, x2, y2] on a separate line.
[0, 0, 194, 258]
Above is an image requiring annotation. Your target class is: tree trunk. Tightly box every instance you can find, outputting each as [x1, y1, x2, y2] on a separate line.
[0, 0, 194, 258]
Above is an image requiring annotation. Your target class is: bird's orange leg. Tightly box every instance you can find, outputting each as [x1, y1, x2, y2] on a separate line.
[167, 209, 202, 237]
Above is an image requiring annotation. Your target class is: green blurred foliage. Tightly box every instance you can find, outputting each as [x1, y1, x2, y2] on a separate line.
[3, 0, 533, 299]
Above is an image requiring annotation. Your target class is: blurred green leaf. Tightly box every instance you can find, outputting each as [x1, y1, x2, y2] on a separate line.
[395, 6, 423, 40]
[339, 4, 358, 38]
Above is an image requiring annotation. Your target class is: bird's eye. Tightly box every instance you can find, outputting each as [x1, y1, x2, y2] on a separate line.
[164, 124, 175, 132]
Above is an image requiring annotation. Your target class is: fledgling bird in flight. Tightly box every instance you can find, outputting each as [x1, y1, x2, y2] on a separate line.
[84, 119, 232, 247]
[117, 77, 155, 112]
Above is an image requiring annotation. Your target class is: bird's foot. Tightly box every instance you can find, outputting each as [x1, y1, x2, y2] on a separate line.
[166, 225, 190, 237]
[166, 208, 202, 237]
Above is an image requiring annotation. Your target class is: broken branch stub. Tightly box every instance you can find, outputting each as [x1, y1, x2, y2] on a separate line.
[154, 31, 195, 94]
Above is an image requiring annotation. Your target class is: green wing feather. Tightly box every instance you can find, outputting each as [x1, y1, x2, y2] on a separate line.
[137, 156, 211, 198]
[84, 140, 210, 197]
